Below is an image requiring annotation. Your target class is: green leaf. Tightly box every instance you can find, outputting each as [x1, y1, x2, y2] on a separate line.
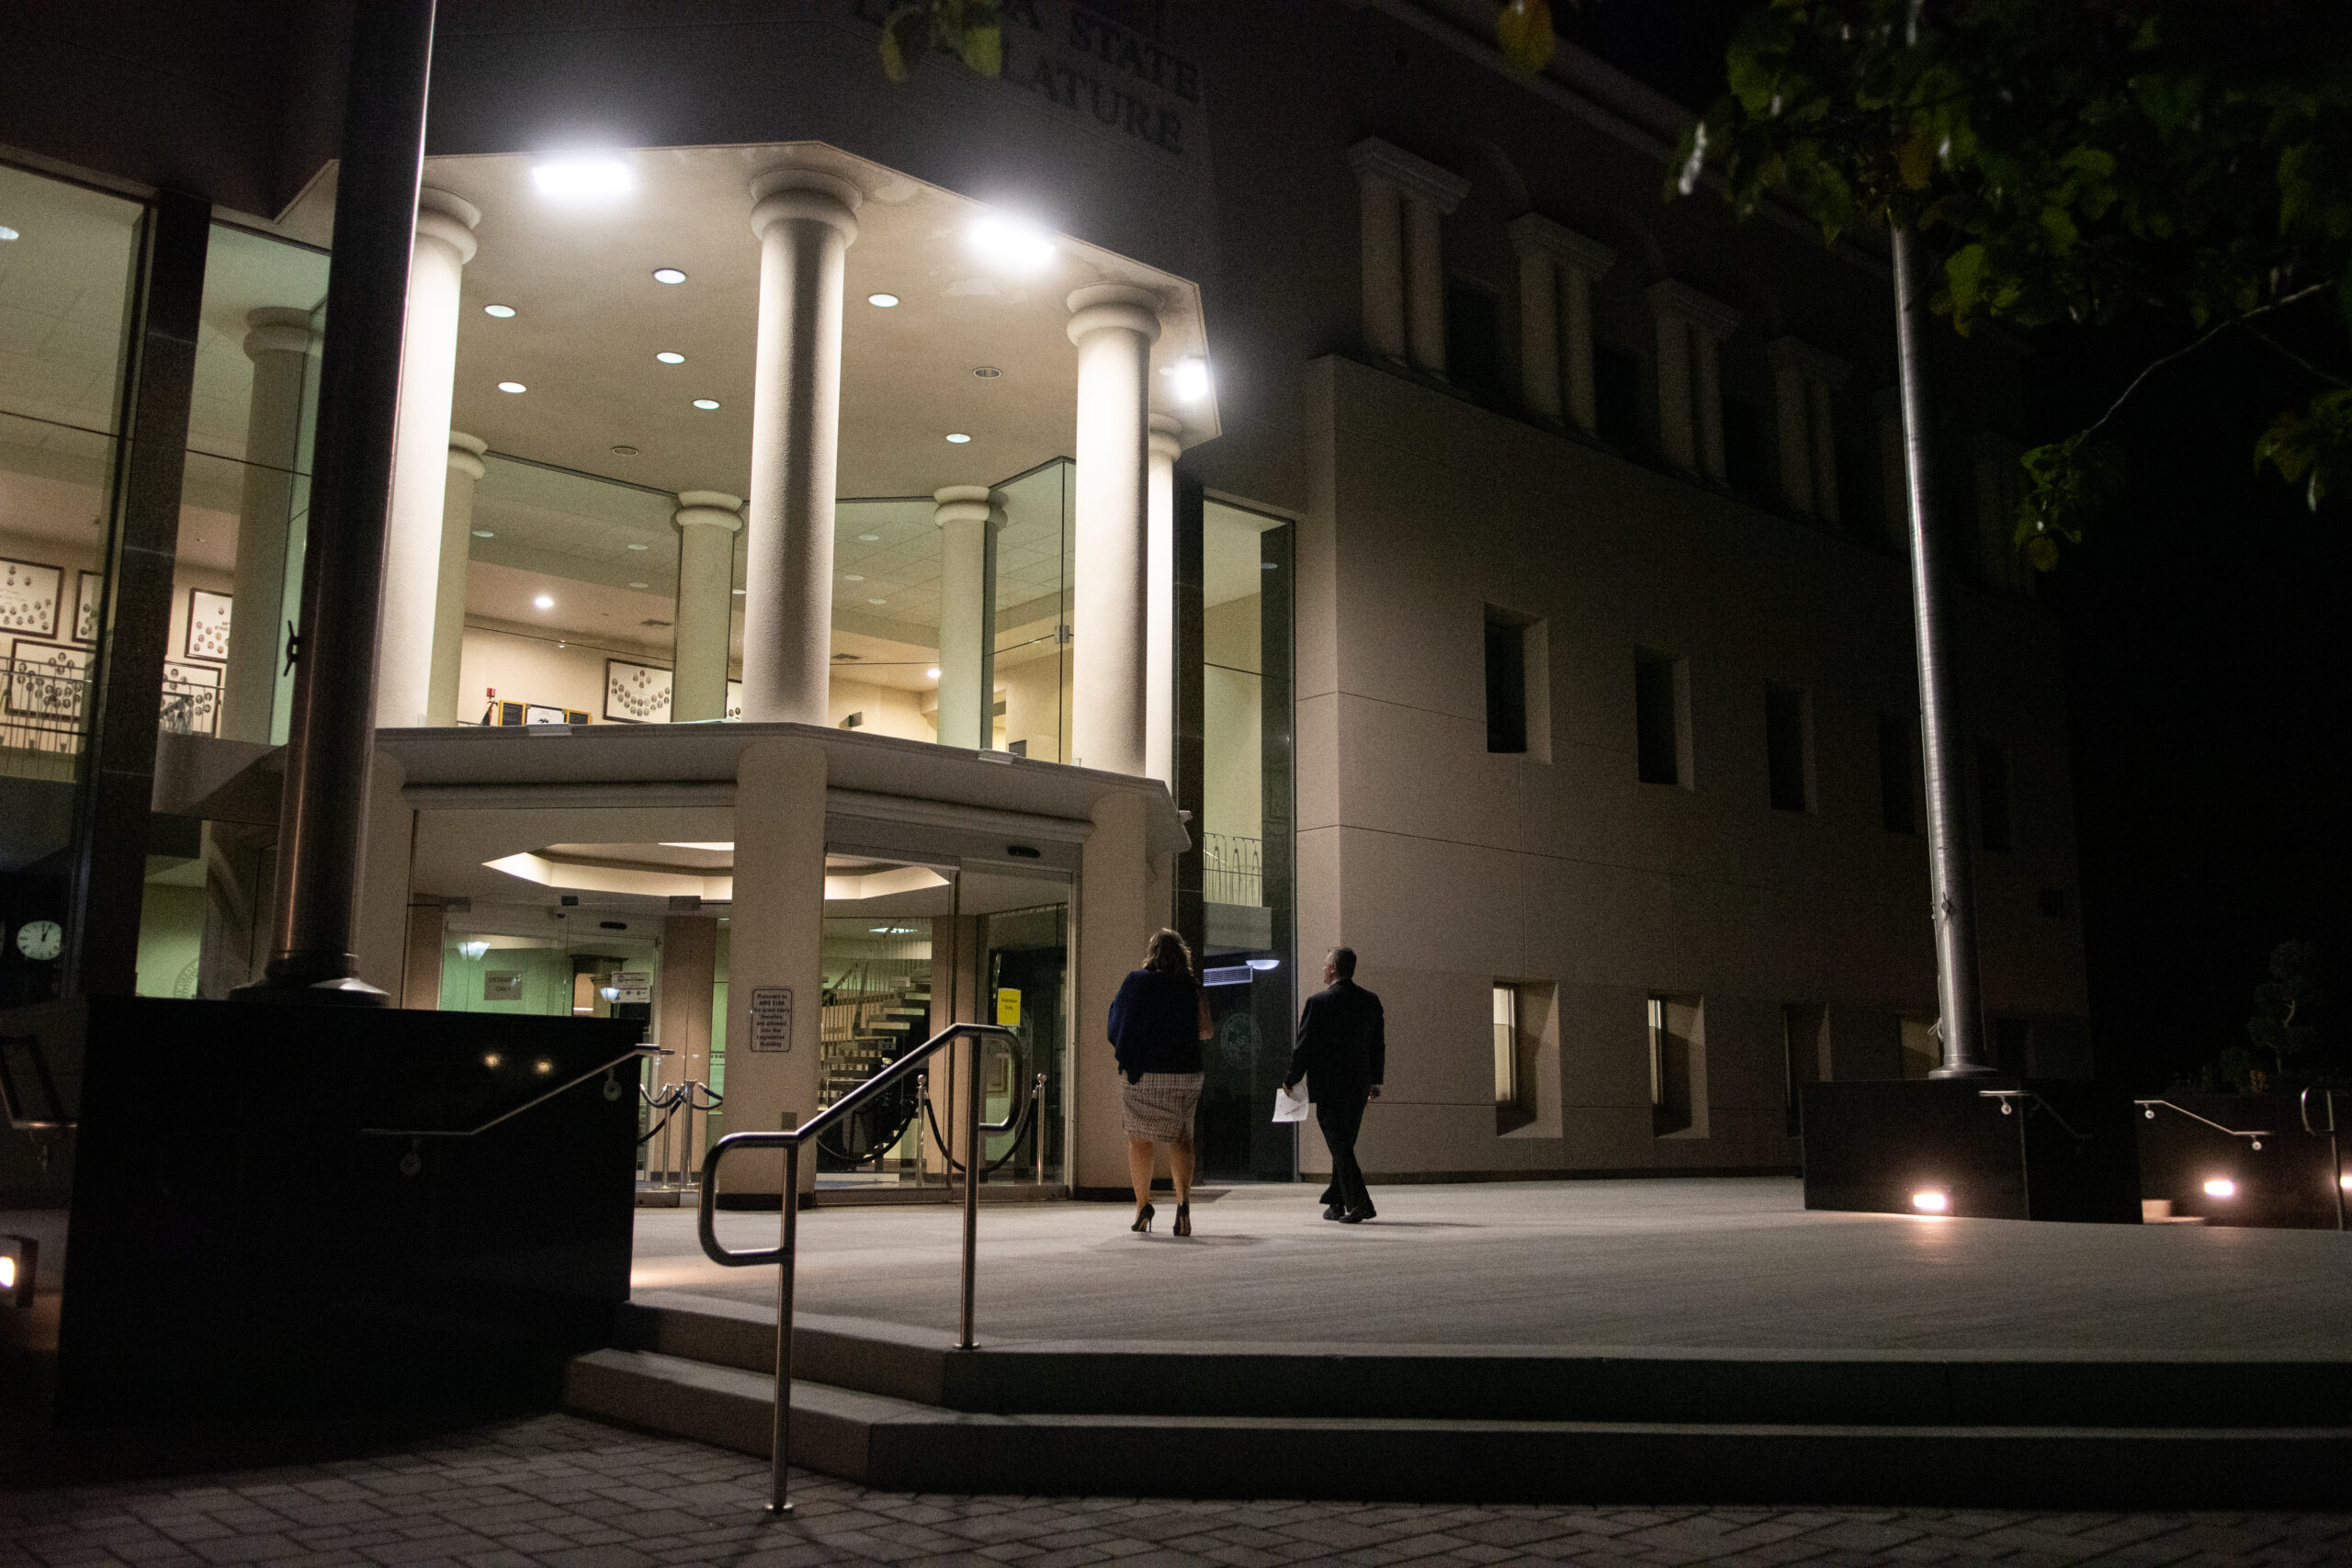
[1945, 242, 1988, 320]
[879, 1, 931, 82]
[1498, 0, 1556, 74]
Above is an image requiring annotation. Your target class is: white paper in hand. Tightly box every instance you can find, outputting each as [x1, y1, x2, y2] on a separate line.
[1272, 1082, 1311, 1122]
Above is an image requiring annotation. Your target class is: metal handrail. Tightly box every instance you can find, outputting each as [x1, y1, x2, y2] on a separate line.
[2134, 1098, 2270, 1148]
[697, 1021, 1016, 1515]
[361, 1045, 661, 1141]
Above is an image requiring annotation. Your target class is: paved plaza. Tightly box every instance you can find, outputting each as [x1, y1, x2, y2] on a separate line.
[638, 1178, 2352, 1356]
[6, 1411, 2352, 1568]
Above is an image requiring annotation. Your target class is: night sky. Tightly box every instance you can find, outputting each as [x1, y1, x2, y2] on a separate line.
[1574, 1, 2352, 1089]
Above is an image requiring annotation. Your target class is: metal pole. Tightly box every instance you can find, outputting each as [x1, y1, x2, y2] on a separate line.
[235, 0, 438, 1004]
[1035, 1072, 1047, 1188]
[960, 1033, 982, 1350]
[915, 1070, 929, 1190]
[769, 1137, 798, 1515]
[1890, 224, 1994, 1077]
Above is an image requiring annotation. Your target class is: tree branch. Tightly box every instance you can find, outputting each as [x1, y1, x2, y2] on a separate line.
[2078, 281, 2332, 444]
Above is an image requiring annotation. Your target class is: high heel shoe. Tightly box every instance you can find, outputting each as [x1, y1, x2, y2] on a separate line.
[1173, 1201, 1192, 1237]
[1131, 1201, 1155, 1234]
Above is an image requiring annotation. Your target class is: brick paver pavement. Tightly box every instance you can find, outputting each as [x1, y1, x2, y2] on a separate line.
[4, 1415, 2348, 1568]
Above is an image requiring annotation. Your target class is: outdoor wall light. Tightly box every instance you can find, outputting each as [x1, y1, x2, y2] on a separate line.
[652, 267, 688, 285]
[484, 304, 516, 318]
[533, 594, 555, 609]
[967, 215, 1056, 271]
[1170, 357, 1211, 402]
[945, 432, 973, 444]
[2, 1235, 35, 1309]
[532, 156, 633, 200]
[656, 351, 685, 364]
[2204, 1178, 2237, 1198]
[693, 399, 721, 410]
[867, 293, 900, 308]
[458, 940, 490, 960]
[1911, 1190, 1949, 1213]
[497, 381, 526, 394]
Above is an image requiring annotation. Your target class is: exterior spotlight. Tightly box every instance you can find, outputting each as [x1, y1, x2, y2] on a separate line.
[656, 351, 685, 364]
[532, 156, 633, 199]
[967, 214, 1056, 271]
[484, 304, 516, 318]
[497, 381, 526, 394]
[693, 398, 721, 410]
[945, 433, 972, 444]
[458, 940, 490, 960]
[2, 1235, 36, 1309]
[867, 293, 900, 307]
[1171, 357, 1211, 402]
[652, 267, 687, 285]
[2203, 1178, 2237, 1199]
[926, 667, 942, 679]
[533, 593, 555, 609]
[1911, 1190, 1949, 1213]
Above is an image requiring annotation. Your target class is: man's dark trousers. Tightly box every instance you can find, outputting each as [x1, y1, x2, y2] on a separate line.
[1316, 1090, 1372, 1214]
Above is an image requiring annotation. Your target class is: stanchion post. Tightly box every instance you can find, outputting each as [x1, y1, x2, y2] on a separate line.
[769, 1136, 799, 1514]
[1034, 1072, 1046, 1188]
[959, 1035, 982, 1349]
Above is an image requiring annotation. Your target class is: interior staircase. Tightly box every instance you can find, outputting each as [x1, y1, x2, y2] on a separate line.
[567, 1292, 2352, 1506]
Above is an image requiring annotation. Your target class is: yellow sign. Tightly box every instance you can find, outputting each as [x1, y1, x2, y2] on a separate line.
[996, 987, 1022, 1027]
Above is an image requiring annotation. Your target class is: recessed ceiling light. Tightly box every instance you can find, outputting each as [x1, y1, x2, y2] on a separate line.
[973, 367, 1001, 379]
[843, 574, 865, 582]
[533, 156, 633, 200]
[857, 533, 880, 542]
[484, 304, 516, 318]
[0, 227, 19, 242]
[533, 593, 555, 609]
[731, 588, 746, 596]
[692, 399, 720, 410]
[868, 597, 888, 604]
[926, 668, 941, 679]
[652, 267, 687, 285]
[497, 381, 526, 394]
[944, 433, 972, 444]
[867, 292, 900, 308]
[655, 351, 685, 364]
[611, 445, 639, 456]
[629, 581, 649, 589]
[627, 542, 649, 551]
[471, 529, 494, 538]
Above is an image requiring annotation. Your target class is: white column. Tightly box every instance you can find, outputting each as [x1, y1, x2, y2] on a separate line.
[424, 432, 485, 727]
[1810, 378, 1842, 525]
[374, 186, 478, 729]
[1652, 309, 1694, 470]
[1562, 265, 1598, 435]
[741, 167, 860, 724]
[1514, 249, 1561, 423]
[672, 490, 744, 722]
[1692, 328, 1726, 481]
[932, 484, 1000, 750]
[221, 307, 315, 744]
[1352, 168, 1406, 363]
[1404, 193, 1448, 377]
[1769, 352, 1814, 513]
[1066, 283, 1160, 776]
[1145, 414, 1180, 786]
[723, 737, 828, 1200]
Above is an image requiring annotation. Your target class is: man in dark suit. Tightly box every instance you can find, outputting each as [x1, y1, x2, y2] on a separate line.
[1282, 945, 1385, 1223]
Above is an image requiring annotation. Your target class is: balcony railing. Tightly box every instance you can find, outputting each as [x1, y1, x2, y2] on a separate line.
[2, 666, 226, 782]
[1204, 832, 1262, 908]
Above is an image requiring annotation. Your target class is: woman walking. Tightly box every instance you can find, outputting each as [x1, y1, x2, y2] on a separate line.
[1107, 928, 1214, 1235]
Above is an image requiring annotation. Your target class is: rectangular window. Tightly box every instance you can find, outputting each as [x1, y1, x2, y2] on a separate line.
[1594, 343, 1640, 446]
[1765, 684, 1809, 812]
[1976, 739, 2013, 852]
[1493, 984, 1520, 1107]
[1647, 994, 1697, 1137]
[1723, 397, 1766, 493]
[1445, 280, 1502, 400]
[1634, 650, 1685, 786]
[1878, 711, 1918, 833]
[1485, 615, 1525, 755]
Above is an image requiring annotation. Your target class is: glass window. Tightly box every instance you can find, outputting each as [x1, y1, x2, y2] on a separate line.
[1485, 610, 1526, 755]
[1443, 279, 1501, 401]
[1634, 649, 1684, 786]
[1648, 993, 1697, 1137]
[0, 164, 143, 1003]
[1593, 342, 1640, 446]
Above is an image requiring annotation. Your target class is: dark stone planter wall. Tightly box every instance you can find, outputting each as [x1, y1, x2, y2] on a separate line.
[2135, 1091, 2347, 1230]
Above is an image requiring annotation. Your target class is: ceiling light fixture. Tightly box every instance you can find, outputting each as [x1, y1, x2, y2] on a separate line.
[484, 304, 516, 318]
[0, 226, 19, 242]
[627, 542, 649, 550]
[843, 574, 865, 582]
[692, 399, 720, 410]
[471, 529, 494, 538]
[655, 351, 685, 364]
[926, 667, 941, 679]
[857, 533, 880, 542]
[944, 432, 972, 444]
[868, 597, 888, 604]
[629, 581, 649, 589]
[973, 366, 1002, 379]
[968, 214, 1056, 272]
[732, 588, 746, 596]
[652, 267, 687, 285]
[611, 445, 639, 456]
[867, 292, 900, 308]
[497, 381, 526, 394]
[532, 156, 633, 200]
[533, 594, 555, 609]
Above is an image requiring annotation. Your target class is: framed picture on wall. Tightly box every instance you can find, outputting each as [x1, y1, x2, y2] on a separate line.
[184, 589, 232, 661]
[161, 660, 221, 737]
[0, 559, 62, 639]
[603, 659, 673, 724]
[6, 639, 91, 722]
[74, 570, 102, 643]
[523, 704, 567, 725]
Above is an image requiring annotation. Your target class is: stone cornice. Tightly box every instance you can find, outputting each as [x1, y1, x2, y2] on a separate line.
[1506, 213, 1615, 278]
[1766, 336, 1853, 389]
[1646, 279, 1743, 340]
[1347, 138, 1471, 214]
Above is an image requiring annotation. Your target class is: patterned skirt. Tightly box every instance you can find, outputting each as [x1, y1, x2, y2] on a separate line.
[1121, 1071, 1204, 1144]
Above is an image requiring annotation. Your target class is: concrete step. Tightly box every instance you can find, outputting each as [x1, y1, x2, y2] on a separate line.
[564, 1346, 2352, 1507]
[611, 1294, 2352, 1430]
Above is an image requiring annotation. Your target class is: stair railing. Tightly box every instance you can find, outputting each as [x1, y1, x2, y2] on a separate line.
[696, 1021, 1016, 1515]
